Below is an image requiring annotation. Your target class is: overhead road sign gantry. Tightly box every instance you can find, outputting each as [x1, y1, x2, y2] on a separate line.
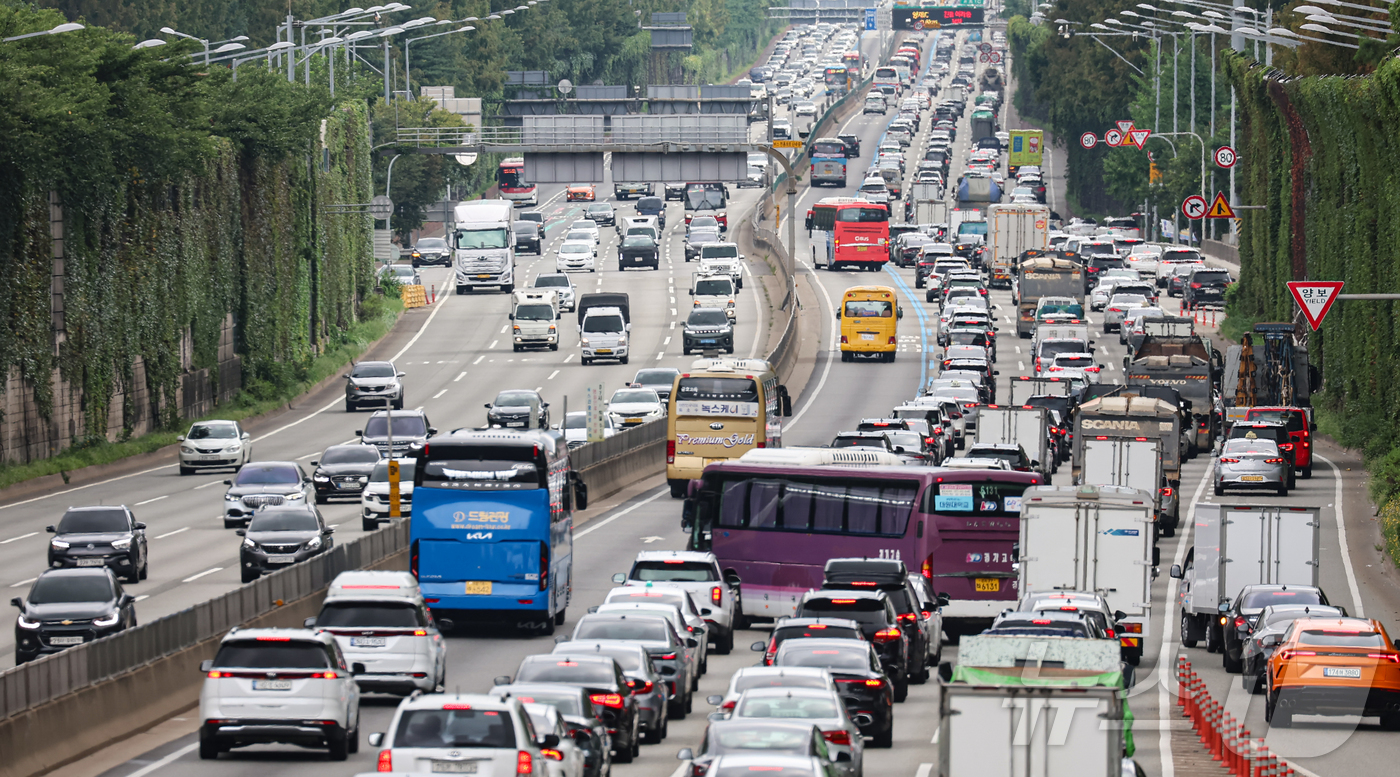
[1287, 281, 1344, 330]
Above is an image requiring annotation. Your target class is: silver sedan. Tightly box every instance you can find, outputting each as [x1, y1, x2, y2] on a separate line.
[1102, 294, 1148, 333]
[1214, 438, 1290, 496]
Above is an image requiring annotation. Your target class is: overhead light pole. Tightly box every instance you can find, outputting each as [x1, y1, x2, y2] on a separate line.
[2, 21, 83, 43]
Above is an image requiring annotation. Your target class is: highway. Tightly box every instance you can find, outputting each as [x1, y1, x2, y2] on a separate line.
[22, 23, 1397, 777]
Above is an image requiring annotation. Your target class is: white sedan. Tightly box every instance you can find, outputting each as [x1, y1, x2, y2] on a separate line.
[555, 240, 596, 273]
[606, 387, 665, 428]
[794, 101, 818, 117]
[568, 219, 600, 244]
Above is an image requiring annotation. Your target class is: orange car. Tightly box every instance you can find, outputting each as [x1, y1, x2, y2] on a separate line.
[566, 183, 595, 202]
[1266, 616, 1400, 729]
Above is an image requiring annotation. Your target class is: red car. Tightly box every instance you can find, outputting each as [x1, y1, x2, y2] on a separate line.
[1243, 406, 1316, 478]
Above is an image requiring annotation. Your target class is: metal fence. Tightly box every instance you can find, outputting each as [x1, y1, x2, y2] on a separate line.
[396, 121, 753, 149]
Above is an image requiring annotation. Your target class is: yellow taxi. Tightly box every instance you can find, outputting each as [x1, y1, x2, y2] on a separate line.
[1266, 616, 1400, 729]
[566, 183, 596, 202]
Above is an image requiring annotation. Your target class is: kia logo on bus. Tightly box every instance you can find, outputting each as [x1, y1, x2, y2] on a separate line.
[710, 422, 725, 430]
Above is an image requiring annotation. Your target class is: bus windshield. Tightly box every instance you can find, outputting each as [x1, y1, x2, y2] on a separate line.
[418, 444, 544, 490]
[812, 140, 846, 158]
[675, 377, 759, 403]
[685, 184, 726, 211]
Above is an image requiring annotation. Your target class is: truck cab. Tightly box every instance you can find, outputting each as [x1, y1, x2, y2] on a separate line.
[509, 290, 559, 352]
[452, 199, 516, 294]
[580, 306, 629, 365]
[690, 273, 737, 321]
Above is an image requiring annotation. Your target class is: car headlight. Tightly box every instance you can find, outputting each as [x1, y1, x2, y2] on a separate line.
[17, 614, 40, 630]
[581, 338, 590, 346]
[110, 537, 132, 550]
[226, 443, 241, 452]
[242, 538, 257, 550]
[313, 475, 330, 482]
[180, 445, 195, 453]
[286, 492, 306, 501]
[618, 337, 627, 346]
[305, 537, 322, 551]
[225, 494, 239, 502]
[93, 612, 120, 628]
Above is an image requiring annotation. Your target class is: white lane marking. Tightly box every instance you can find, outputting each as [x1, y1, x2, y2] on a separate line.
[916, 764, 933, 777]
[471, 354, 487, 365]
[499, 324, 508, 334]
[1014, 345, 1021, 354]
[0, 532, 37, 545]
[656, 352, 665, 361]
[1157, 463, 1212, 777]
[576, 488, 669, 539]
[134, 594, 149, 602]
[182, 567, 223, 583]
[120, 742, 199, 777]
[488, 340, 499, 349]
[547, 370, 560, 380]
[156, 527, 189, 540]
[784, 262, 838, 433]
[1018, 361, 1025, 371]
[10, 577, 37, 588]
[134, 495, 168, 506]
[563, 353, 575, 363]
[663, 337, 671, 346]
[296, 451, 318, 460]
[432, 389, 448, 400]
[1317, 455, 1364, 618]
[454, 371, 467, 382]
[389, 283, 451, 363]
[194, 480, 223, 490]
[670, 321, 676, 330]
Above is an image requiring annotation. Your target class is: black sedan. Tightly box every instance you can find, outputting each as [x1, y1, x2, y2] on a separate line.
[309, 444, 381, 503]
[1220, 584, 1331, 673]
[236, 504, 334, 583]
[485, 389, 550, 429]
[46, 505, 148, 584]
[500, 654, 642, 764]
[408, 236, 451, 267]
[13, 568, 136, 664]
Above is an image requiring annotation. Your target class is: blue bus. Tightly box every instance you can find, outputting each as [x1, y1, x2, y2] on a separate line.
[410, 430, 587, 633]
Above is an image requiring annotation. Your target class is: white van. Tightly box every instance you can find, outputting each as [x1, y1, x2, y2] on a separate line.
[307, 570, 447, 696]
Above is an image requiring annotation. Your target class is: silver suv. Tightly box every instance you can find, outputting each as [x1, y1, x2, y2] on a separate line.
[198, 628, 361, 760]
[368, 693, 558, 774]
[344, 361, 404, 412]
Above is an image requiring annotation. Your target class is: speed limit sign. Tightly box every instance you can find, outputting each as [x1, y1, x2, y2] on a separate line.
[1080, 132, 1098, 149]
[1214, 145, 1237, 168]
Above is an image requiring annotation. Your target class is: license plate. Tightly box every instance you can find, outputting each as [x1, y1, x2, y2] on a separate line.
[505, 421, 525, 427]
[200, 455, 222, 461]
[1239, 475, 1265, 482]
[476, 274, 490, 279]
[252, 679, 294, 691]
[861, 333, 875, 341]
[597, 349, 612, 354]
[1324, 667, 1362, 679]
[76, 558, 105, 567]
[335, 482, 359, 490]
[49, 636, 84, 646]
[431, 762, 479, 774]
[350, 637, 387, 647]
[975, 578, 1000, 592]
[266, 555, 296, 564]
[856, 246, 868, 251]
[465, 581, 492, 595]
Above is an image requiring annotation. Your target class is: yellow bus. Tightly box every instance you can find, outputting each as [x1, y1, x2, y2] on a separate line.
[839, 285, 903, 362]
[666, 358, 792, 498]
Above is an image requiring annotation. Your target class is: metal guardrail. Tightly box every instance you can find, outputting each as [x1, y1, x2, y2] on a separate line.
[396, 124, 752, 148]
[0, 521, 410, 721]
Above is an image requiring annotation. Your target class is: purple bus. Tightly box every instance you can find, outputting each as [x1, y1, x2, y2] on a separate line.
[683, 462, 1042, 636]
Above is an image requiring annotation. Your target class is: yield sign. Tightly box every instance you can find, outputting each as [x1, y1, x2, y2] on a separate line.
[1128, 128, 1152, 148]
[1287, 281, 1345, 330]
[1116, 120, 1135, 133]
[1182, 195, 1207, 220]
[1206, 192, 1236, 219]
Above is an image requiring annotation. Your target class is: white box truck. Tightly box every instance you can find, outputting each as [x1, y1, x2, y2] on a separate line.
[939, 634, 1132, 777]
[1172, 502, 1321, 651]
[974, 406, 1053, 480]
[1018, 484, 1155, 664]
[1080, 437, 1166, 534]
[987, 203, 1050, 289]
[453, 199, 516, 294]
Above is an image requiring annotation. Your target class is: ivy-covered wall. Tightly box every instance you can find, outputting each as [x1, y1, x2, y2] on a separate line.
[1226, 51, 1400, 502]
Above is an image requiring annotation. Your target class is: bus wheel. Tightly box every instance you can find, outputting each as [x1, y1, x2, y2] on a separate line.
[669, 480, 687, 499]
[554, 606, 566, 626]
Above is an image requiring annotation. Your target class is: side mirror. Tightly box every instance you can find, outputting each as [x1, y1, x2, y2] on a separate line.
[235, 529, 246, 536]
[310, 460, 319, 467]
[936, 592, 951, 607]
[134, 522, 146, 530]
[612, 572, 626, 584]
[177, 435, 185, 442]
[494, 675, 512, 686]
[1114, 610, 1128, 621]
[45, 525, 55, 533]
[1310, 422, 1318, 432]
[484, 403, 493, 409]
[706, 695, 724, 706]
[200, 659, 213, 672]
[397, 372, 406, 378]
[352, 662, 366, 674]
[751, 641, 766, 652]
[326, 527, 336, 534]
[428, 427, 437, 436]
[304, 616, 317, 628]
[11, 597, 23, 608]
[677, 748, 694, 760]
[355, 430, 363, 437]
[1218, 602, 1232, 614]
[508, 313, 514, 319]
[223, 480, 233, 486]
[368, 733, 385, 748]
[540, 733, 560, 749]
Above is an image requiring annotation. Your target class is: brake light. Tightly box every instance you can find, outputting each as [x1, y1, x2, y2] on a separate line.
[850, 581, 877, 587]
[667, 439, 676, 464]
[659, 652, 677, 660]
[1121, 622, 1142, 633]
[442, 703, 473, 710]
[1032, 619, 1053, 625]
[1369, 653, 1400, 663]
[922, 556, 932, 579]
[517, 750, 533, 774]
[1219, 458, 1240, 463]
[378, 750, 393, 772]
[897, 612, 917, 622]
[711, 585, 723, 604]
[824, 729, 853, 746]
[589, 694, 625, 708]
[1279, 649, 1316, 661]
[1159, 487, 1174, 498]
[542, 748, 563, 761]
[831, 599, 857, 604]
[841, 335, 848, 344]
[312, 671, 338, 679]
[1191, 283, 1202, 289]
[1085, 366, 1100, 373]
[207, 671, 224, 678]
[1234, 617, 1247, 628]
[1279, 443, 1294, 451]
[540, 542, 549, 591]
[1264, 458, 1287, 464]
[256, 636, 291, 641]
[873, 627, 902, 642]
[627, 679, 654, 693]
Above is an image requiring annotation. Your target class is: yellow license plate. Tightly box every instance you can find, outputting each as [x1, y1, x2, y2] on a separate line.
[476, 274, 491, 279]
[597, 349, 612, 354]
[975, 578, 1000, 592]
[1240, 475, 1264, 482]
[464, 581, 492, 595]
[856, 246, 867, 251]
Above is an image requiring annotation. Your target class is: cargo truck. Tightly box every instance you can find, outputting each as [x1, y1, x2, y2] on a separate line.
[988, 204, 1050, 290]
[910, 182, 948, 226]
[1007, 376, 1076, 406]
[970, 109, 997, 143]
[1018, 484, 1155, 664]
[1008, 129, 1044, 177]
[1171, 502, 1321, 653]
[1015, 256, 1082, 335]
[1072, 396, 1183, 530]
[956, 175, 1001, 210]
[453, 199, 516, 294]
[1124, 328, 1221, 454]
[974, 405, 1053, 481]
[1080, 437, 1168, 535]
[938, 634, 1134, 777]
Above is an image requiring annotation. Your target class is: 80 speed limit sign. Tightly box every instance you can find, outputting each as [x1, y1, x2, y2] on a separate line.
[1214, 145, 1237, 168]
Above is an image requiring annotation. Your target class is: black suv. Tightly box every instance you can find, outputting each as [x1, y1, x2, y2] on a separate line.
[795, 589, 911, 701]
[838, 133, 861, 157]
[236, 504, 334, 583]
[1182, 267, 1232, 310]
[46, 505, 148, 583]
[501, 654, 642, 764]
[618, 235, 659, 270]
[586, 202, 616, 226]
[822, 558, 934, 686]
[964, 443, 1040, 476]
[682, 308, 735, 355]
[310, 444, 381, 503]
[13, 567, 137, 663]
[1220, 584, 1331, 673]
[512, 220, 542, 254]
[1083, 254, 1126, 292]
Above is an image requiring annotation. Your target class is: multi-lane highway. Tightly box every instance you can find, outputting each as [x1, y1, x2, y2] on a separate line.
[17, 22, 1396, 777]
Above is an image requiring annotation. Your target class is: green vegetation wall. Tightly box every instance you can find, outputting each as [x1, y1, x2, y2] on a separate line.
[1226, 50, 1400, 502]
[0, 6, 373, 456]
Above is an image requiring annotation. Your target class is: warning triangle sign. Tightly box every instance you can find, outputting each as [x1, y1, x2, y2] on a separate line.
[1116, 120, 1135, 133]
[1287, 281, 1345, 330]
[1128, 128, 1151, 149]
[1206, 192, 1235, 219]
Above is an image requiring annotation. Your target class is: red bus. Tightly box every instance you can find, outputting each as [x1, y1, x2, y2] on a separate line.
[497, 157, 537, 207]
[807, 197, 890, 271]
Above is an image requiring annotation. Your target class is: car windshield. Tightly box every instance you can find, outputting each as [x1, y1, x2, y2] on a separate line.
[572, 221, 597, 231]
[188, 423, 238, 440]
[1298, 628, 1387, 648]
[518, 659, 616, 684]
[320, 446, 381, 465]
[1054, 355, 1095, 369]
[1109, 295, 1146, 307]
[28, 573, 113, 604]
[704, 245, 739, 259]
[623, 236, 653, 248]
[363, 416, 428, 437]
[612, 390, 657, 405]
[57, 508, 128, 534]
[587, 205, 612, 215]
[737, 694, 840, 719]
[689, 310, 730, 326]
[635, 370, 678, 386]
[638, 198, 664, 210]
[1038, 341, 1087, 359]
[534, 276, 568, 289]
[692, 217, 719, 229]
[831, 436, 886, 449]
[392, 709, 517, 748]
[1193, 270, 1231, 284]
[566, 231, 592, 242]
[417, 238, 447, 250]
[573, 618, 670, 642]
[631, 560, 718, 582]
[247, 510, 319, 532]
[885, 431, 923, 450]
[212, 640, 331, 669]
[317, 601, 423, 628]
[583, 315, 625, 333]
[369, 460, 417, 482]
[696, 280, 733, 295]
[1038, 302, 1084, 316]
[351, 363, 396, 378]
[515, 304, 553, 322]
[1247, 410, 1306, 432]
[512, 221, 538, 234]
[455, 228, 509, 250]
[235, 465, 301, 485]
[1240, 590, 1324, 609]
[560, 243, 590, 255]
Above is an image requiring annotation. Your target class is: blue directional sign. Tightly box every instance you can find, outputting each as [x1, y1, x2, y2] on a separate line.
[865, 7, 877, 30]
